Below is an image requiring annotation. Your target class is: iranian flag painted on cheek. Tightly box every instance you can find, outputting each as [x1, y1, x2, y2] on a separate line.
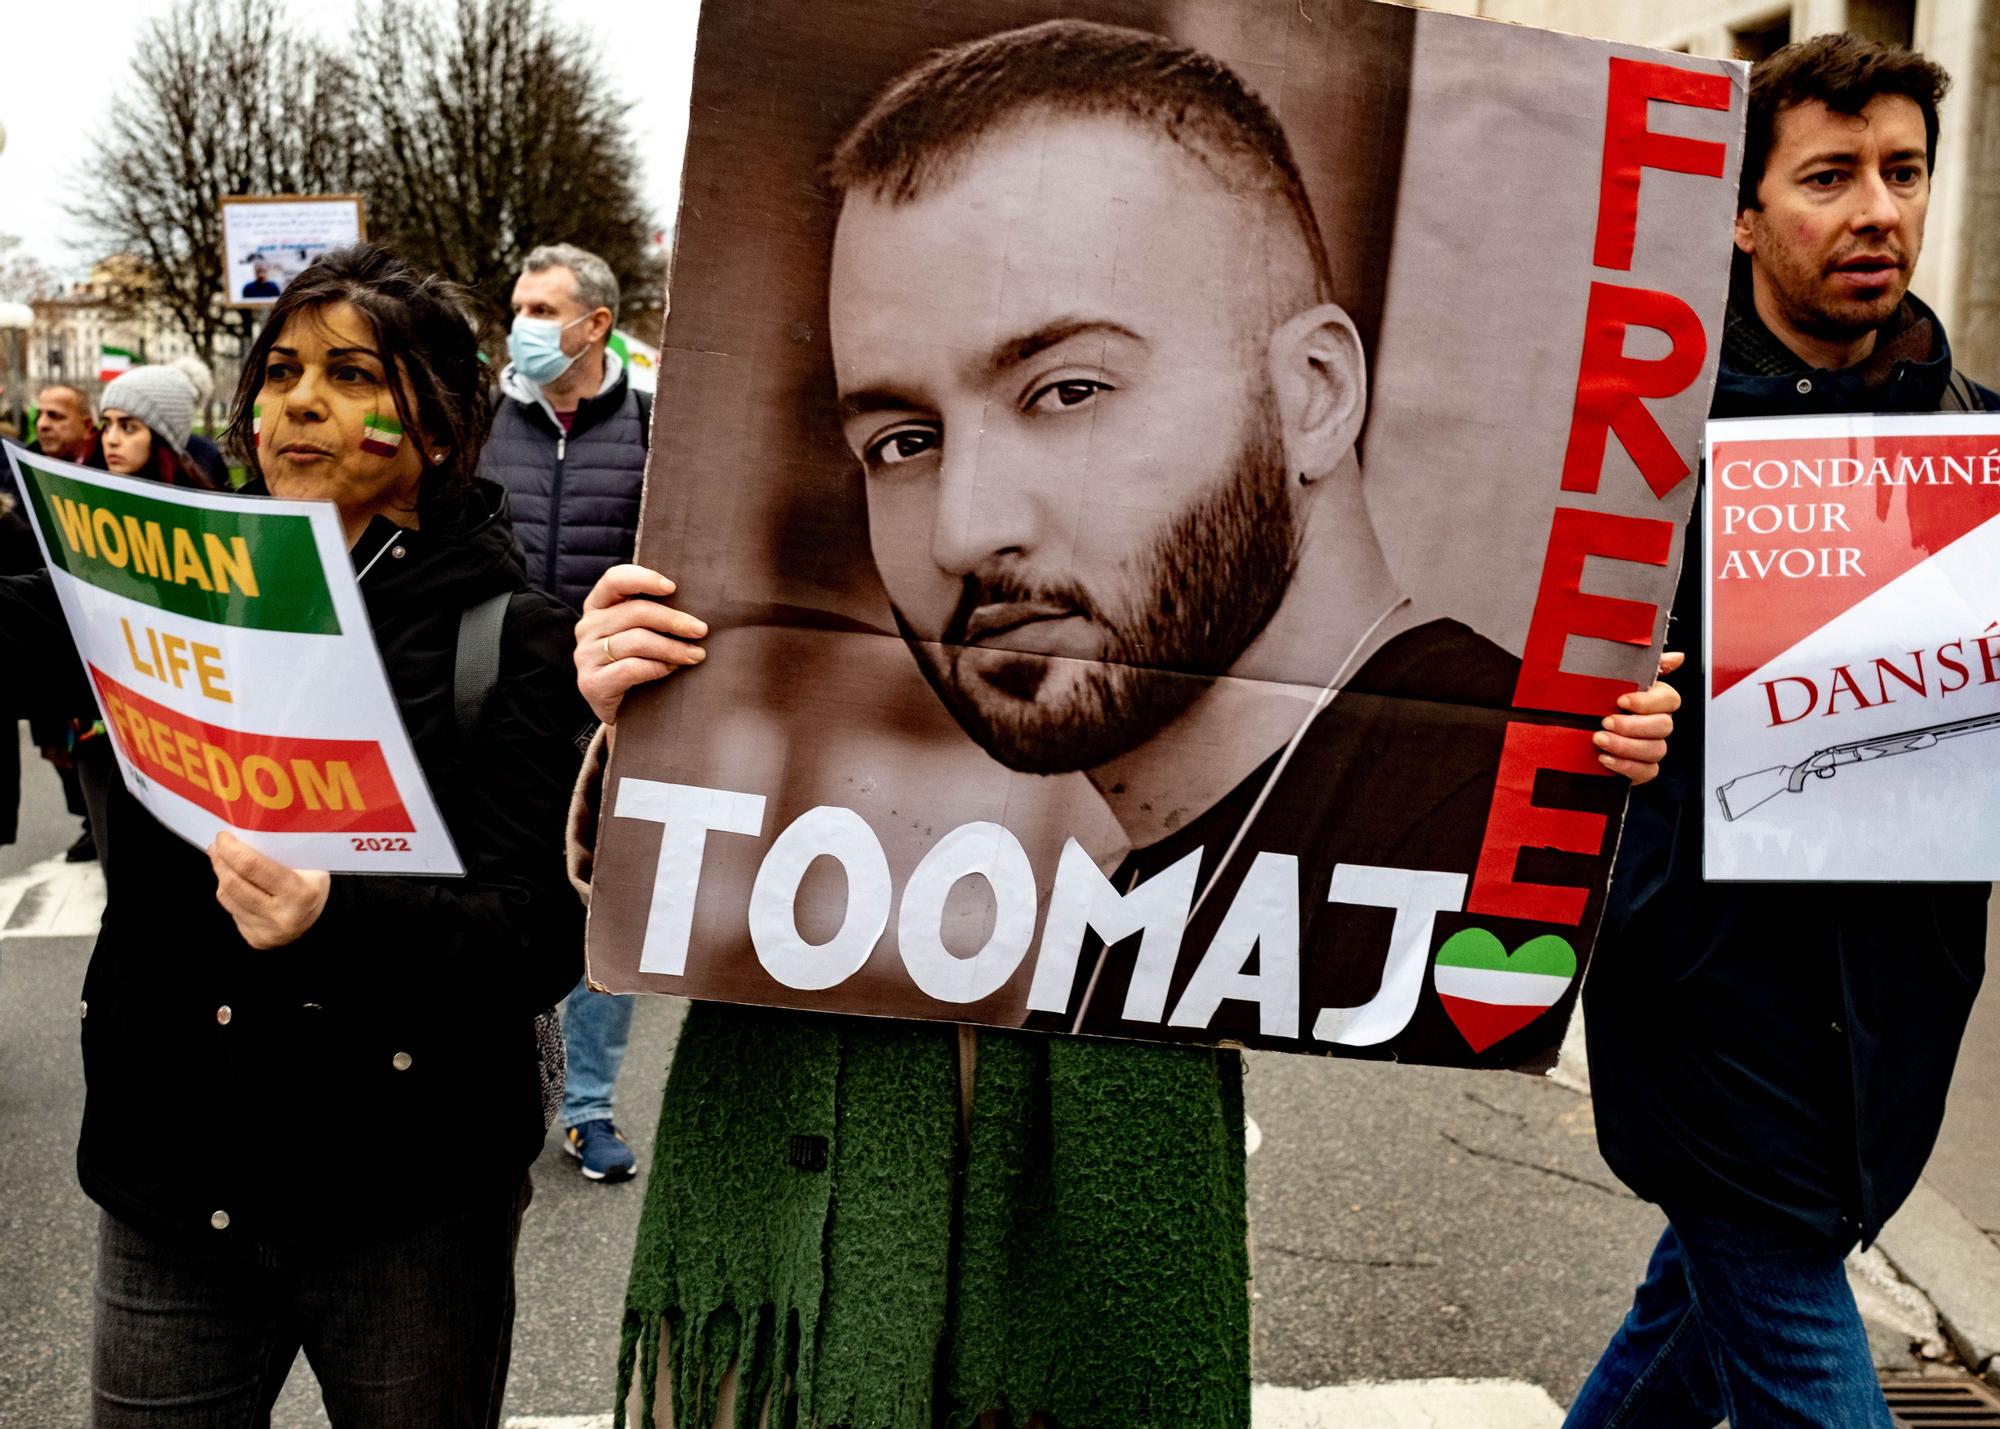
[359, 411, 404, 458]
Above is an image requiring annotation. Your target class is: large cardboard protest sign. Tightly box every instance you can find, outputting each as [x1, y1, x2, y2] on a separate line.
[1704, 413, 2000, 881]
[587, 0, 1744, 1068]
[5, 444, 460, 875]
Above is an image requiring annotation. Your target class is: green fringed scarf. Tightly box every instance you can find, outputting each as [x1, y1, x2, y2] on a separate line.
[614, 1003, 1249, 1428]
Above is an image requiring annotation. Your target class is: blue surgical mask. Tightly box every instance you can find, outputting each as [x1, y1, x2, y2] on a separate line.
[508, 313, 589, 386]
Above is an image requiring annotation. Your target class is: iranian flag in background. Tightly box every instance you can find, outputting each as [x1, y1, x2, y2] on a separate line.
[98, 346, 135, 382]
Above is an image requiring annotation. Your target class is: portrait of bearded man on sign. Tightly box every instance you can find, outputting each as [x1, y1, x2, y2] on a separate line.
[583, 3, 1721, 1073]
[821, 20, 1596, 1055]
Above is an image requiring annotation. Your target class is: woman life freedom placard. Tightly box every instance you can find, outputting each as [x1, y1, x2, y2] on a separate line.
[6, 442, 461, 875]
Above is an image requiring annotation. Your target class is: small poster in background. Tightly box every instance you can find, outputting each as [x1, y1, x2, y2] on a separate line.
[1704, 412, 2000, 880]
[219, 195, 366, 307]
[5, 442, 461, 875]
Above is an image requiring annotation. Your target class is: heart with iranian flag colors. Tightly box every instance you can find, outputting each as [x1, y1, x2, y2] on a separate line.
[1434, 929, 1577, 1053]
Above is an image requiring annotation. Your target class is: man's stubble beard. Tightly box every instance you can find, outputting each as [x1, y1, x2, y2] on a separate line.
[1754, 214, 1913, 340]
[895, 394, 1301, 775]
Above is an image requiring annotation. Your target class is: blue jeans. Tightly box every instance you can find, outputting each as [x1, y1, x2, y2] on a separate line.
[91, 1174, 528, 1427]
[1566, 1213, 1890, 1429]
[559, 972, 633, 1128]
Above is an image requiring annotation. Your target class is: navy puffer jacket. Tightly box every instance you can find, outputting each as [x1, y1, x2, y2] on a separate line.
[478, 358, 650, 611]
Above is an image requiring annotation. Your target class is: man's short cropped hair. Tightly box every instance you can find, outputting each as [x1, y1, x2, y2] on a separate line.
[1742, 32, 1952, 208]
[827, 19, 1335, 304]
[522, 242, 621, 318]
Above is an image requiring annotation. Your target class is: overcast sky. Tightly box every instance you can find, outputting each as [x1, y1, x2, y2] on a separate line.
[0, 0, 701, 279]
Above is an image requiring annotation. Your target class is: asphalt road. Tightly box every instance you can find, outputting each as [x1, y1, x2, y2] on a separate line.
[0, 720, 1963, 1425]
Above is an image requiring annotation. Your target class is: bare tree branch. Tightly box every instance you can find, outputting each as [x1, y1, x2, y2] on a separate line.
[353, 0, 653, 335]
[76, 0, 653, 363]
[76, 0, 362, 369]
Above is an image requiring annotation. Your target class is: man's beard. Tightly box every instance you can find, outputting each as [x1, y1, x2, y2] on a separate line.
[1758, 217, 1912, 338]
[895, 409, 1300, 775]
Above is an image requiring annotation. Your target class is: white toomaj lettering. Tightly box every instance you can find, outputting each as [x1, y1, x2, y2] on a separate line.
[613, 778, 766, 976]
[1313, 865, 1468, 1047]
[1029, 839, 1201, 1020]
[897, 821, 1038, 1004]
[748, 805, 892, 991]
[1169, 851, 1300, 1038]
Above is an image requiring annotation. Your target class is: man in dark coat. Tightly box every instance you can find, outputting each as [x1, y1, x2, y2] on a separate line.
[479, 242, 652, 1182]
[1570, 34, 1996, 1429]
[16, 385, 98, 858]
[0, 492, 37, 848]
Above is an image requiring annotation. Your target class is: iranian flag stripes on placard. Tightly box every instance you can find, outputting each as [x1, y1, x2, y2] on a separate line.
[98, 346, 135, 381]
[1431, 930, 1576, 1053]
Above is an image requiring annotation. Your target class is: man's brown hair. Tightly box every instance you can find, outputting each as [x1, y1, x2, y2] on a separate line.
[826, 19, 1336, 305]
[1742, 32, 1951, 208]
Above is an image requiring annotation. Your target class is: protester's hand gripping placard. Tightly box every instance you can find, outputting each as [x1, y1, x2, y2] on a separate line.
[5, 442, 461, 875]
[1704, 413, 2000, 880]
[586, 0, 1745, 1070]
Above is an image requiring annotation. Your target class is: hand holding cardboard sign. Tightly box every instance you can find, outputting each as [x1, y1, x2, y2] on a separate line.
[1595, 651, 1684, 785]
[573, 564, 710, 729]
[209, 830, 332, 949]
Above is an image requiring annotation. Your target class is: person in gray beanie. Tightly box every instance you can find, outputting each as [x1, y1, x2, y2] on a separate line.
[168, 354, 232, 487]
[94, 365, 211, 488]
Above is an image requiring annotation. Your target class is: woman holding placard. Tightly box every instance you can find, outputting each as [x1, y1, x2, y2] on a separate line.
[0, 244, 590, 1426]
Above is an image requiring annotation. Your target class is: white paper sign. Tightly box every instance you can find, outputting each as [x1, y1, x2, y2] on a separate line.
[219, 195, 366, 306]
[1703, 412, 2000, 881]
[7, 442, 461, 874]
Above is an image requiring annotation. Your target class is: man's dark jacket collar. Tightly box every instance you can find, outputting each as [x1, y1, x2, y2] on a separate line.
[1714, 282, 1992, 418]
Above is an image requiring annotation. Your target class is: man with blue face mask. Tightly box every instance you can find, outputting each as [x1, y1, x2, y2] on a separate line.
[480, 241, 654, 1183]
[483, 242, 652, 611]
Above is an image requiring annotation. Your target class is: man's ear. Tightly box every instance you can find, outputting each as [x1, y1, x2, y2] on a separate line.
[1733, 205, 1758, 256]
[590, 306, 617, 344]
[1267, 303, 1366, 483]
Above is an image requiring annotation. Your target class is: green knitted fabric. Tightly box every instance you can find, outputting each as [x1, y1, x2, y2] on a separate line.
[616, 1005, 1249, 1429]
[947, 1034, 1250, 1428]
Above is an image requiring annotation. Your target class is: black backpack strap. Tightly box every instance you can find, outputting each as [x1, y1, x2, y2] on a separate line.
[450, 586, 566, 1129]
[635, 386, 652, 449]
[453, 590, 513, 742]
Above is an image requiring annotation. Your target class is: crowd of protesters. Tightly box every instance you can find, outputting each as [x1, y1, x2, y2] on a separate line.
[0, 26, 1993, 1429]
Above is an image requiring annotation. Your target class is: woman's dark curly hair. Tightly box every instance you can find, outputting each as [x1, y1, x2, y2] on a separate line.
[224, 244, 489, 526]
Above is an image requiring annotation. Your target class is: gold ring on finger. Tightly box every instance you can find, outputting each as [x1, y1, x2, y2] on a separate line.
[602, 635, 615, 665]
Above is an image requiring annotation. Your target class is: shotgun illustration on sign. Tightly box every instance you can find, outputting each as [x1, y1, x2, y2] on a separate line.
[1717, 710, 2000, 821]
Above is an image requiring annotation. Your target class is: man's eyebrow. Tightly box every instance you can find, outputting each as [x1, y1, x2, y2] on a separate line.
[839, 386, 928, 421]
[970, 318, 1144, 383]
[837, 319, 1145, 421]
[1792, 145, 1927, 171]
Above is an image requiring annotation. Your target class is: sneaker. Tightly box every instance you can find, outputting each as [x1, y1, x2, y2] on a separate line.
[65, 827, 97, 863]
[563, 1120, 636, 1182]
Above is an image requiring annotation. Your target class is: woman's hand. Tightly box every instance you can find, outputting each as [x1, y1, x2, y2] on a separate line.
[1595, 651, 1683, 786]
[574, 564, 709, 728]
[209, 831, 331, 949]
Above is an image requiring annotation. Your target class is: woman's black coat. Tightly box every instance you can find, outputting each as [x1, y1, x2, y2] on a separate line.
[0, 479, 589, 1249]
